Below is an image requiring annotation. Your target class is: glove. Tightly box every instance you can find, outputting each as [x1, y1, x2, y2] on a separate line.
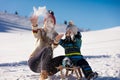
[75, 31, 81, 39]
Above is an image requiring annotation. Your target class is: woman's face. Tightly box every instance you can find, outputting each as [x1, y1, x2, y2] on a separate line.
[45, 18, 55, 32]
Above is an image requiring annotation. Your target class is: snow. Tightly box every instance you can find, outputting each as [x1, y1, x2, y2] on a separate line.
[0, 12, 120, 80]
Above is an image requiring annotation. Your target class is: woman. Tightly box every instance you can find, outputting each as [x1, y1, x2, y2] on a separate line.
[28, 10, 63, 80]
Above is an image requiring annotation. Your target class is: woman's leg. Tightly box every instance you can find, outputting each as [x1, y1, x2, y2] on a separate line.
[28, 47, 53, 76]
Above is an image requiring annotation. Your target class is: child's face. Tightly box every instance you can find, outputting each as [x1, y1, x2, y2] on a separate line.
[66, 30, 71, 37]
[66, 30, 74, 41]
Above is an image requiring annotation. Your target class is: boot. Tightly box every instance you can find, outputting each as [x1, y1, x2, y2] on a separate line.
[40, 70, 48, 80]
[87, 72, 98, 80]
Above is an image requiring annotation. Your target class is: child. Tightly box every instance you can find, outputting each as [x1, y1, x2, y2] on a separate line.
[56, 24, 98, 80]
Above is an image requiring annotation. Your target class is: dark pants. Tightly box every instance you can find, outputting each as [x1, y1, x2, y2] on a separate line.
[47, 56, 65, 75]
[28, 46, 65, 75]
[72, 57, 93, 78]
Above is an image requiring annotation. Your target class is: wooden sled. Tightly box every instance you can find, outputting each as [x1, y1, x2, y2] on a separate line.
[57, 66, 83, 80]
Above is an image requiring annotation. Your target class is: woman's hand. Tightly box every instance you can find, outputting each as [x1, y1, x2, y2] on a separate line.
[30, 15, 38, 27]
[55, 34, 64, 42]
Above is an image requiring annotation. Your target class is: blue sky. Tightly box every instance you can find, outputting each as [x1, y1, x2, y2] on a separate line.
[0, 0, 120, 30]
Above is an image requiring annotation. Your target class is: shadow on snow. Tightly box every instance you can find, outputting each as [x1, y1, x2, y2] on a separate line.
[0, 55, 111, 67]
[0, 19, 31, 32]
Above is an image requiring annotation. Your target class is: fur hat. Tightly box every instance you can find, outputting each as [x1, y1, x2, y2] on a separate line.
[69, 20, 74, 25]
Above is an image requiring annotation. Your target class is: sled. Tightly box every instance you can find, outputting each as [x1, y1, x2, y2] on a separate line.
[57, 66, 83, 80]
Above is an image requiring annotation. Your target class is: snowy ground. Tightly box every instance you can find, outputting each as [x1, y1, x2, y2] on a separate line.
[0, 12, 120, 80]
[0, 27, 120, 80]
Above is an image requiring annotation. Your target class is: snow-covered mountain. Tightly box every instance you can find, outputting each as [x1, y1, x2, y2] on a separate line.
[0, 12, 31, 32]
[0, 12, 120, 80]
[0, 12, 67, 33]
